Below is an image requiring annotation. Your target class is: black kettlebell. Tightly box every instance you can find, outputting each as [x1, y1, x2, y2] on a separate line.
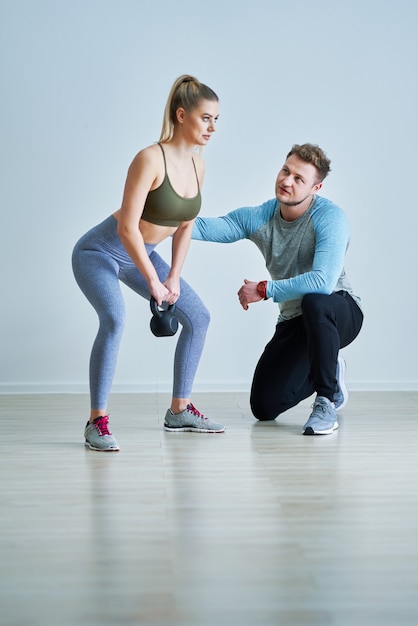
[150, 297, 179, 337]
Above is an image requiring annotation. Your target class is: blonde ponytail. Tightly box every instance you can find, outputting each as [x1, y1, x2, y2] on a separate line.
[159, 75, 218, 143]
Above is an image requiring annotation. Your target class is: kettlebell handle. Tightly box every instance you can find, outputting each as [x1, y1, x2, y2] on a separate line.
[150, 297, 176, 317]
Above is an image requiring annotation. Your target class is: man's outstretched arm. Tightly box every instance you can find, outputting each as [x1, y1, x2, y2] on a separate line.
[192, 200, 277, 243]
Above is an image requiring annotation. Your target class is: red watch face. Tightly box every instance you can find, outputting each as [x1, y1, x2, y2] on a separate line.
[257, 281, 267, 298]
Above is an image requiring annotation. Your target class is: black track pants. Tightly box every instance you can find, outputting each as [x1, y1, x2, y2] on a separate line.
[250, 291, 364, 421]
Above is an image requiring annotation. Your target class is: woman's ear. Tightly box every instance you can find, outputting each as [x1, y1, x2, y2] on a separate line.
[175, 107, 186, 124]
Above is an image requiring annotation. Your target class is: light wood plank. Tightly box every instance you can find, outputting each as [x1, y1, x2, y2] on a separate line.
[1, 392, 418, 625]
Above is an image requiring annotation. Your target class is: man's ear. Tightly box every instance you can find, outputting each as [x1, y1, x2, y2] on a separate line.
[176, 107, 186, 124]
[313, 182, 322, 194]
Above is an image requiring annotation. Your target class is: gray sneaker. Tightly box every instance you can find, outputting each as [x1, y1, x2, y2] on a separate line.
[164, 403, 225, 433]
[303, 396, 338, 436]
[84, 415, 120, 451]
[334, 354, 348, 411]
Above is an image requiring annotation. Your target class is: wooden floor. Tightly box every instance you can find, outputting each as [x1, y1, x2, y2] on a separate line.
[1, 391, 418, 626]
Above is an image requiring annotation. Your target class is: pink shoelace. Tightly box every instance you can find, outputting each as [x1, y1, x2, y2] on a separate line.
[94, 415, 112, 436]
[187, 403, 208, 421]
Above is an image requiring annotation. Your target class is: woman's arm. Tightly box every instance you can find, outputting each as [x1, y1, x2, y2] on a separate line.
[164, 153, 205, 302]
[164, 221, 194, 301]
[117, 146, 170, 305]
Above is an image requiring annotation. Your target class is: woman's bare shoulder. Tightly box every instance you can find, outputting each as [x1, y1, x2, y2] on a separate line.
[127, 144, 164, 178]
[130, 143, 162, 164]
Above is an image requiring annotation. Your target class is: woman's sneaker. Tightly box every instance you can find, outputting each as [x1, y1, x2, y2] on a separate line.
[84, 415, 120, 451]
[164, 403, 225, 433]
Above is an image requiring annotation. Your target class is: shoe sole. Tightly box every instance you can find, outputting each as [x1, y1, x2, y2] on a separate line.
[335, 357, 348, 412]
[303, 422, 339, 436]
[84, 441, 120, 451]
[164, 425, 225, 433]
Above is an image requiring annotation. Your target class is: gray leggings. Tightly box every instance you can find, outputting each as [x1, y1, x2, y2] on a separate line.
[72, 216, 210, 409]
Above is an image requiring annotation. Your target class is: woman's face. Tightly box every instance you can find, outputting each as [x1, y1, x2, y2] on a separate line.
[177, 99, 219, 146]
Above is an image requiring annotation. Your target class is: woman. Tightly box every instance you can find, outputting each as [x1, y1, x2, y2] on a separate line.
[72, 75, 225, 452]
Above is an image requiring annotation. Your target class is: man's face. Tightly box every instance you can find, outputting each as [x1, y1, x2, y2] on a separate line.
[275, 154, 322, 206]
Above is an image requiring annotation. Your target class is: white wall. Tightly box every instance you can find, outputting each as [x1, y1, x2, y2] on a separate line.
[1, 0, 417, 393]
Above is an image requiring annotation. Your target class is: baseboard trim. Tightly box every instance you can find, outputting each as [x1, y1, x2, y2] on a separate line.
[0, 381, 417, 394]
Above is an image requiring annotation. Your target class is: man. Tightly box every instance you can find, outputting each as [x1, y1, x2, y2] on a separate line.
[192, 143, 363, 435]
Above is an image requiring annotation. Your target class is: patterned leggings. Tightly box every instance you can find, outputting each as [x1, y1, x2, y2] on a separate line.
[72, 216, 210, 409]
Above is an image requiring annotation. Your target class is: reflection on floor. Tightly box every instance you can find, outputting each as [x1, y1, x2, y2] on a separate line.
[1, 391, 418, 626]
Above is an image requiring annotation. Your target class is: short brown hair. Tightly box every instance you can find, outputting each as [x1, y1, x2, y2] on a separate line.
[287, 143, 331, 182]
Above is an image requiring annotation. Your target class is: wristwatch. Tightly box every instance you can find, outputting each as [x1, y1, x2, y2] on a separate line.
[256, 280, 268, 300]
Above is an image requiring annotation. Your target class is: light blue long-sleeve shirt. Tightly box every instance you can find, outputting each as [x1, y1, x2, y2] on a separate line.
[192, 195, 361, 322]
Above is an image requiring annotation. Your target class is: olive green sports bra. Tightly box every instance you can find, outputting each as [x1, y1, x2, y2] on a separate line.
[141, 143, 202, 227]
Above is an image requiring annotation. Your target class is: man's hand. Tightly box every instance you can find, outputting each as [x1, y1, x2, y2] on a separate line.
[237, 279, 263, 310]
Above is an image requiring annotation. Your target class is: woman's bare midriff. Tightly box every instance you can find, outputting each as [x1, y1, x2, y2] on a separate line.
[113, 209, 177, 245]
